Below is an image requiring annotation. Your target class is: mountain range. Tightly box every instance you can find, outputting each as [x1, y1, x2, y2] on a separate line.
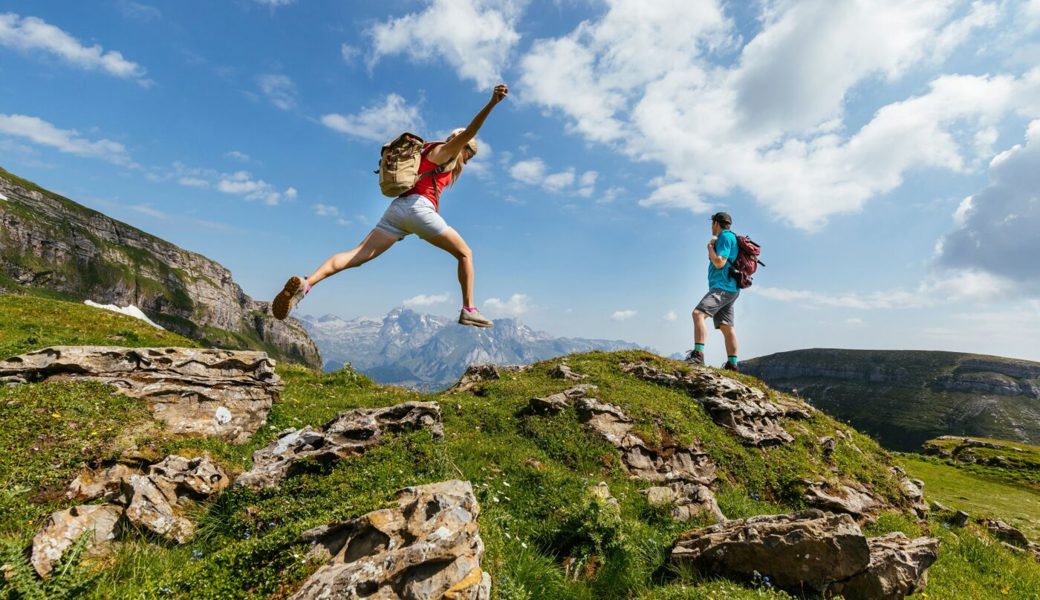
[741, 348, 1040, 452]
[298, 308, 644, 389]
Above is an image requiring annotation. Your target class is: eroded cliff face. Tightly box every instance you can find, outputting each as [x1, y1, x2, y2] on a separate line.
[741, 349, 1040, 450]
[0, 169, 320, 368]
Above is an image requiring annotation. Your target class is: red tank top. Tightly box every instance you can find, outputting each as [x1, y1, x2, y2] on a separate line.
[404, 143, 454, 211]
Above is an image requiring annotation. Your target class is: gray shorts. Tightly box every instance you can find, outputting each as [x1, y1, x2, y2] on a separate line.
[375, 195, 450, 240]
[695, 289, 739, 329]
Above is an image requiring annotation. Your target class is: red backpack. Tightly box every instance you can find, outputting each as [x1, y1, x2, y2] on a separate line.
[728, 235, 764, 289]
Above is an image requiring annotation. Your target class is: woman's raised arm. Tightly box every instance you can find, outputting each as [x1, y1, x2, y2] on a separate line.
[429, 84, 508, 164]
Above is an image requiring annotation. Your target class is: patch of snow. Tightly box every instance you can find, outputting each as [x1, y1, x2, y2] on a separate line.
[0, 191, 8, 201]
[214, 406, 233, 425]
[83, 300, 165, 330]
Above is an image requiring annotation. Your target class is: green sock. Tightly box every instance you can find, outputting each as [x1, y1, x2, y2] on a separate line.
[728, 355, 738, 365]
[694, 343, 705, 353]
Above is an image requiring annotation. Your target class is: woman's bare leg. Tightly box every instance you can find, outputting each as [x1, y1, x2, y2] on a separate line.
[306, 228, 399, 287]
[424, 227, 474, 307]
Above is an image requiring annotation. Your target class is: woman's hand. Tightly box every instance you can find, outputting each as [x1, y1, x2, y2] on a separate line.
[491, 84, 509, 104]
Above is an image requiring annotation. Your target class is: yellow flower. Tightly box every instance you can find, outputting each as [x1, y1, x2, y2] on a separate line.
[51, 412, 61, 419]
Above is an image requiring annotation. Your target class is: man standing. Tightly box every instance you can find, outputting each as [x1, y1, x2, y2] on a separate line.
[687, 212, 740, 371]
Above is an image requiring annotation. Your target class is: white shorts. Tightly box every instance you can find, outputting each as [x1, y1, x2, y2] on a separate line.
[374, 195, 450, 240]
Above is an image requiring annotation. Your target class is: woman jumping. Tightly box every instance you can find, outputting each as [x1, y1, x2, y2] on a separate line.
[272, 83, 509, 327]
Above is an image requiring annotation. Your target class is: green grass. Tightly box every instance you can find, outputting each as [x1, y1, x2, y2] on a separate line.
[901, 455, 1040, 541]
[0, 293, 197, 359]
[3, 294, 1040, 599]
[922, 436, 1040, 492]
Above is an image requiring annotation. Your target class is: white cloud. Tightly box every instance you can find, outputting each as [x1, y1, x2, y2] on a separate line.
[321, 94, 422, 143]
[936, 119, 1040, 288]
[115, 1, 161, 21]
[612, 309, 637, 321]
[340, 43, 360, 64]
[509, 158, 545, 181]
[542, 168, 575, 192]
[402, 293, 450, 308]
[257, 74, 297, 110]
[843, 317, 865, 326]
[517, 0, 1028, 230]
[368, 0, 524, 89]
[664, 310, 677, 322]
[225, 150, 252, 163]
[254, 0, 295, 6]
[0, 113, 133, 165]
[216, 170, 294, 205]
[0, 13, 149, 84]
[484, 293, 531, 317]
[313, 203, 339, 217]
[753, 269, 1013, 310]
[177, 176, 209, 188]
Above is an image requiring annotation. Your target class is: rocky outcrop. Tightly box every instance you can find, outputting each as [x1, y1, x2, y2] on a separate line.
[236, 402, 443, 490]
[0, 346, 283, 442]
[831, 533, 940, 600]
[980, 519, 1040, 561]
[0, 169, 320, 368]
[291, 480, 490, 600]
[34, 455, 228, 574]
[528, 385, 724, 523]
[802, 481, 883, 523]
[549, 363, 585, 381]
[621, 362, 810, 446]
[671, 510, 938, 598]
[448, 364, 530, 394]
[891, 467, 929, 518]
[31, 505, 123, 577]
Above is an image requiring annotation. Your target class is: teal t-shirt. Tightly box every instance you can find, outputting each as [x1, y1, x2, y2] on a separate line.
[708, 230, 739, 292]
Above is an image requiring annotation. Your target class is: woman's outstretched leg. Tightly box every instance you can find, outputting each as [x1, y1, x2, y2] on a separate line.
[272, 228, 398, 320]
[306, 229, 399, 286]
[425, 227, 492, 328]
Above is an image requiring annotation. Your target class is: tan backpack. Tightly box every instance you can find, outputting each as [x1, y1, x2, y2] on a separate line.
[376, 132, 447, 198]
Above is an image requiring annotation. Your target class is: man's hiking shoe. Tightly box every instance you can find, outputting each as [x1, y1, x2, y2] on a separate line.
[684, 350, 705, 366]
[458, 308, 494, 328]
[272, 275, 306, 320]
[722, 362, 740, 373]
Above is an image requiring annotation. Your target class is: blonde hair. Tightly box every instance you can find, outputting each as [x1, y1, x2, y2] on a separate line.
[445, 128, 478, 185]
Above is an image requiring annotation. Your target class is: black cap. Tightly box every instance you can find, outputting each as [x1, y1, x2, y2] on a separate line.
[711, 211, 732, 225]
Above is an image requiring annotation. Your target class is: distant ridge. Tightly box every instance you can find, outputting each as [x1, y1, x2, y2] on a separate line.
[299, 307, 644, 389]
[742, 348, 1040, 451]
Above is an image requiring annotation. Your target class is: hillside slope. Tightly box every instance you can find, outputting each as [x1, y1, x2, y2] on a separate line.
[2, 303, 1039, 599]
[741, 349, 1040, 451]
[0, 166, 320, 368]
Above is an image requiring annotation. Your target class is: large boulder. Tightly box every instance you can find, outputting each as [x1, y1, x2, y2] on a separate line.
[449, 364, 530, 394]
[290, 480, 490, 600]
[0, 346, 283, 442]
[31, 505, 123, 577]
[671, 510, 870, 593]
[236, 402, 443, 490]
[621, 362, 809, 446]
[831, 533, 939, 600]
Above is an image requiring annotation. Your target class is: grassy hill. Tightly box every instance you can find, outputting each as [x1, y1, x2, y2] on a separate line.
[741, 349, 1040, 452]
[2, 302, 1040, 599]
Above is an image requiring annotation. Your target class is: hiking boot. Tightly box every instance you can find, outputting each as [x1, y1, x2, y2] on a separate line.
[684, 350, 705, 366]
[722, 361, 740, 373]
[458, 308, 494, 328]
[272, 275, 306, 320]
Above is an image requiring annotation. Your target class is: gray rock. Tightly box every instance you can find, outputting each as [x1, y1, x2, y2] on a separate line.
[671, 510, 870, 593]
[31, 505, 123, 577]
[449, 364, 530, 394]
[125, 474, 195, 543]
[66, 463, 137, 504]
[290, 480, 490, 600]
[549, 364, 585, 380]
[0, 346, 283, 442]
[982, 519, 1032, 548]
[951, 510, 971, 527]
[645, 483, 724, 523]
[890, 467, 929, 518]
[803, 481, 882, 523]
[831, 533, 940, 600]
[236, 402, 443, 490]
[589, 481, 620, 511]
[621, 361, 809, 446]
[527, 384, 598, 415]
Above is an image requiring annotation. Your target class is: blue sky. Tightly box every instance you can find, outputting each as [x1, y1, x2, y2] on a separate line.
[2, 0, 1039, 363]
